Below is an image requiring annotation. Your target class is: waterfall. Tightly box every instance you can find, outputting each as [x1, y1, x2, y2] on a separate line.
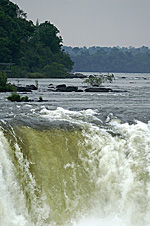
[0, 108, 150, 226]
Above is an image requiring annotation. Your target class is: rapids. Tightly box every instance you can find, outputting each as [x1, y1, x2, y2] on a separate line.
[0, 73, 150, 225]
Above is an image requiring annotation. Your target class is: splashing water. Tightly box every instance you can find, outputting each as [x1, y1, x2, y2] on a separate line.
[0, 108, 150, 226]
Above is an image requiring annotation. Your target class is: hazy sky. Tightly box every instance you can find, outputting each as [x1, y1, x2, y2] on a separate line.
[11, 0, 150, 48]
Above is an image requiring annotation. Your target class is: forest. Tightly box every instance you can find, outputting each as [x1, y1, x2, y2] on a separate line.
[63, 46, 150, 73]
[1, 0, 150, 77]
[0, 0, 73, 78]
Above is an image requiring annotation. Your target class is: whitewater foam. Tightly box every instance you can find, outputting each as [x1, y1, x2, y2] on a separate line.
[1, 108, 150, 226]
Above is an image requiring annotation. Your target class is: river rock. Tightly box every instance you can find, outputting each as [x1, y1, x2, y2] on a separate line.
[85, 87, 113, 92]
[65, 86, 78, 92]
[66, 73, 87, 78]
[56, 84, 66, 89]
[56, 85, 78, 92]
[17, 86, 32, 92]
[49, 83, 54, 87]
[26, 85, 37, 90]
[17, 84, 37, 92]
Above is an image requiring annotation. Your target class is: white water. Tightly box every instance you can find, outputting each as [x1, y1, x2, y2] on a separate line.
[40, 108, 150, 226]
[76, 120, 150, 226]
[1, 108, 150, 225]
[0, 129, 30, 226]
[0, 128, 50, 226]
[72, 215, 126, 226]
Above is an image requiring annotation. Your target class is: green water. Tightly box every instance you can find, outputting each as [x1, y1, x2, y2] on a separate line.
[1, 115, 150, 226]
[4, 126, 95, 225]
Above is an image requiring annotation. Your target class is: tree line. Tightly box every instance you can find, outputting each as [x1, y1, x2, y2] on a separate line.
[0, 0, 73, 78]
[63, 46, 150, 73]
[1, 0, 149, 77]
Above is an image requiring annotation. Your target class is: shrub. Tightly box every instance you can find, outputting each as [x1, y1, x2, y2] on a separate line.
[0, 72, 17, 92]
[7, 93, 29, 102]
[83, 74, 115, 86]
[7, 93, 21, 102]
[39, 96, 43, 101]
[21, 96, 29, 101]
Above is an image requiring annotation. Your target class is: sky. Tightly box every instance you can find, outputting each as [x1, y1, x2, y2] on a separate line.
[11, 0, 150, 48]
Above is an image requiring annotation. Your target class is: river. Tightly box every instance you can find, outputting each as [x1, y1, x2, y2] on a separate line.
[0, 73, 150, 226]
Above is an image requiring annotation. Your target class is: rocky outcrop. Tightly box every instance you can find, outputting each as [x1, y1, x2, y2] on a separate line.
[17, 86, 32, 92]
[26, 85, 38, 90]
[47, 83, 127, 93]
[56, 85, 79, 92]
[16, 83, 127, 93]
[17, 85, 38, 92]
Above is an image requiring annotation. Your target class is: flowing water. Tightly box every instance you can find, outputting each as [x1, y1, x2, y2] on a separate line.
[1, 73, 150, 226]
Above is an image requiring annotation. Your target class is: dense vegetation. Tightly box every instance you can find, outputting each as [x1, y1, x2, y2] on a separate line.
[0, 0, 73, 78]
[1, 0, 149, 77]
[63, 46, 150, 73]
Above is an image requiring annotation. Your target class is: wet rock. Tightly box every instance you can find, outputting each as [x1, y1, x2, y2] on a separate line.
[65, 86, 78, 92]
[56, 84, 66, 89]
[56, 85, 78, 92]
[74, 73, 87, 78]
[56, 84, 66, 92]
[26, 85, 37, 90]
[48, 83, 55, 90]
[17, 84, 37, 92]
[17, 86, 32, 92]
[85, 87, 113, 92]
[49, 83, 54, 87]
[66, 73, 87, 78]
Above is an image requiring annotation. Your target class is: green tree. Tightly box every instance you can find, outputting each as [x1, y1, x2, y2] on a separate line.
[42, 62, 68, 78]
[0, 0, 74, 77]
[83, 74, 115, 86]
[35, 21, 62, 53]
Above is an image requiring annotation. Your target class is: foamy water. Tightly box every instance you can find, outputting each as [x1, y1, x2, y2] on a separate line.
[0, 107, 150, 225]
